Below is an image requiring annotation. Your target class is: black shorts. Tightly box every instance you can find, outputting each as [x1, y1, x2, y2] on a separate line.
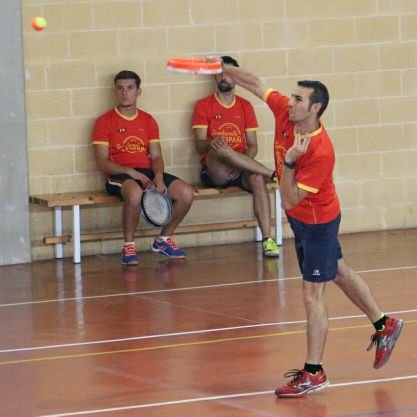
[200, 166, 247, 190]
[106, 168, 179, 199]
[287, 214, 343, 283]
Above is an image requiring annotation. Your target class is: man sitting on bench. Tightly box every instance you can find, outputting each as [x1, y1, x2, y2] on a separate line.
[92, 70, 194, 265]
[192, 56, 279, 257]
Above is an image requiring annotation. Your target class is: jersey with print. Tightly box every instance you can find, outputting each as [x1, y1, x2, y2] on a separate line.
[92, 107, 160, 178]
[264, 88, 340, 224]
[192, 93, 258, 165]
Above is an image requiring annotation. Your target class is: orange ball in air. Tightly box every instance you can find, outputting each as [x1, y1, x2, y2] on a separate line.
[32, 17, 47, 31]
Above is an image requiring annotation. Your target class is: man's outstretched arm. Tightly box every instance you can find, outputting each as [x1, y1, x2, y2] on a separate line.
[221, 64, 267, 100]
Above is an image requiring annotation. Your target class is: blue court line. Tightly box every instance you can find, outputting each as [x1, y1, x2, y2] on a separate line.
[338, 407, 417, 417]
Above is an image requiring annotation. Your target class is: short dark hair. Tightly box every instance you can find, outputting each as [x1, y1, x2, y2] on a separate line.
[297, 80, 329, 118]
[114, 70, 141, 88]
[221, 56, 239, 67]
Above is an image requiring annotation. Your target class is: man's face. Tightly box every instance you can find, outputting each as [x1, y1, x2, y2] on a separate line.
[215, 73, 235, 93]
[288, 86, 316, 123]
[115, 79, 140, 108]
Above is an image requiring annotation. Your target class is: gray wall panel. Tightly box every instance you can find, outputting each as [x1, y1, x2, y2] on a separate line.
[0, 1, 31, 265]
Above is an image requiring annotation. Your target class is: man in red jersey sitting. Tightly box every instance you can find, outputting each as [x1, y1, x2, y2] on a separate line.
[192, 56, 279, 257]
[92, 70, 193, 265]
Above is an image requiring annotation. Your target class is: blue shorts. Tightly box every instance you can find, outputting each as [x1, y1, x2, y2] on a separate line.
[106, 168, 179, 199]
[287, 214, 343, 283]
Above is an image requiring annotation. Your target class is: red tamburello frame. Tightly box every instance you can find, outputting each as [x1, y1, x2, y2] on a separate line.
[166, 57, 222, 74]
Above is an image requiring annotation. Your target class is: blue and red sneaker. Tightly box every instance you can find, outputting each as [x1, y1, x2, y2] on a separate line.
[152, 237, 186, 259]
[121, 243, 139, 266]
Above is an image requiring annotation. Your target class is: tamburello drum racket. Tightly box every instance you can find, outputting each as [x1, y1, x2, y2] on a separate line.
[166, 57, 223, 75]
[141, 184, 173, 227]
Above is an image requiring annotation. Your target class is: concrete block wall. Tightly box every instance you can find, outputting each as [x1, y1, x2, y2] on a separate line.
[0, 1, 31, 265]
[22, 0, 417, 260]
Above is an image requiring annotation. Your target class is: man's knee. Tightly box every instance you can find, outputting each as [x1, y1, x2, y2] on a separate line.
[122, 181, 142, 207]
[169, 181, 194, 206]
[180, 182, 194, 206]
[303, 282, 326, 306]
[205, 160, 234, 184]
[208, 147, 236, 165]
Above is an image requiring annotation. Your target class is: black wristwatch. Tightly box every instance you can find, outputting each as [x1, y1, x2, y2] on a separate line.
[284, 159, 296, 169]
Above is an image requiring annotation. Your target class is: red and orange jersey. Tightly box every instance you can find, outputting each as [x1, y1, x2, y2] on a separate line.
[264, 88, 340, 224]
[192, 93, 258, 165]
[92, 107, 159, 176]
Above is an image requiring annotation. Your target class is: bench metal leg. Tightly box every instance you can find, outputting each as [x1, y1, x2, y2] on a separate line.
[275, 189, 283, 245]
[54, 207, 63, 259]
[73, 205, 81, 264]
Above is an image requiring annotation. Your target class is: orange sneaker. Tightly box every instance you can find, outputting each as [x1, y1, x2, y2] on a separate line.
[368, 317, 404, 369]
[275, 369, 329, 398]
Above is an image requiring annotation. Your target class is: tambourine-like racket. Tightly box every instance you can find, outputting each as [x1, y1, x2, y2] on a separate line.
[141, 184, 173, 227]
[166, 57, 223, 75]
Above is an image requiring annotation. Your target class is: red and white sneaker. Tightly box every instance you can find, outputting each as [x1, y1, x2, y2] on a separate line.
[275, 369, 329, 398]
[368, 317, 404, 369]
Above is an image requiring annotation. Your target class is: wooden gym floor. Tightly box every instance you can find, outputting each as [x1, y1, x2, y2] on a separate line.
[0, 228, 416, 417]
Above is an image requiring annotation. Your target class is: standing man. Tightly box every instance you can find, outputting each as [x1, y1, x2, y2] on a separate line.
[92, 70, 193, 265]
[222, 63, 403, 397]
[192, 56, 279, 257]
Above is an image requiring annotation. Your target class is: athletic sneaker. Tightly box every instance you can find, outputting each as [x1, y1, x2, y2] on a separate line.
[367, 317, 404, 369]
[275, 369, 329, 398]
[121, 243, 139, 266]
[263, 237, 280, 257]
[152, 238, 186, 259]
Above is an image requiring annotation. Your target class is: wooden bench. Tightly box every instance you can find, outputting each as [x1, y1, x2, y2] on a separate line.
[29, 183, 282, 263]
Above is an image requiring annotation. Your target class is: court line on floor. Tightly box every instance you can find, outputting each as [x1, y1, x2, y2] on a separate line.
[0, 265, 415, 308]
[0, 309, 416, 354]
[37, 374, 417, 417]
[1, 319, 416, 366]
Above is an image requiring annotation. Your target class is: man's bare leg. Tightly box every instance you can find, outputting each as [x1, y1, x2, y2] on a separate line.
[244, 172, 271, 238]
[206, 148, 274, 180]
[334, 258, 382, 323]
[303, 281, 328, 364]
[121, 179, 142, 242]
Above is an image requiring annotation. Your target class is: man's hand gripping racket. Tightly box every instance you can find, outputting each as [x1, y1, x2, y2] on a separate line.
[141, 183, 173, 227]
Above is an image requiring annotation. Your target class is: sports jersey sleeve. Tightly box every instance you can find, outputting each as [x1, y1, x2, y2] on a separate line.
[191, 99, 208, 129]
[242, 100, 258, 132]
[264, 88, 289, 120]
[147, 114, 160, 143]
[92, 115, 110, 146]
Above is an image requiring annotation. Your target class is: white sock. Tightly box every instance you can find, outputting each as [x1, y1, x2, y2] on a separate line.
[124, 241, 135, 246]
[157, 236, 170, 242]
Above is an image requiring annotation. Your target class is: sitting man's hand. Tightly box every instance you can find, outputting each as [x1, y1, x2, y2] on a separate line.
[128, 168, 152, 188]
[210, 136, 231, 152]
[153, 176, 167, 194]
